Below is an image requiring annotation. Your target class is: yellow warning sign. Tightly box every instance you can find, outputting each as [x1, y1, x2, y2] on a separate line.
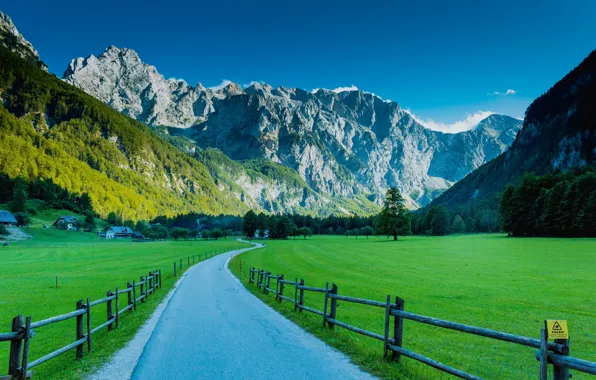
[546, 320, 568, 339]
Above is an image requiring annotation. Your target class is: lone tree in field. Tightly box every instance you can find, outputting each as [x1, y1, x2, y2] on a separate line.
[243, 210, 258, 238]
[375, 188, 411, 240]
[298, 227, 312, 239]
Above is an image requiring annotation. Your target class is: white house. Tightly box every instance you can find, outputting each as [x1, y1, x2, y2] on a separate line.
[53, 216, 79, 231]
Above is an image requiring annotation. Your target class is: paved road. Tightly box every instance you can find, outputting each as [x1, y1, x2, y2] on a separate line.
[131, 244, 374, 380]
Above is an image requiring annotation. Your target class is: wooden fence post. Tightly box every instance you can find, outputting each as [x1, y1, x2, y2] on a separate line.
[107, 291, 114, 331]
[20, 317, 31, 380]
[553, 337, 570, 380]
[140, 276, 145, 303]
[275, 274, 280, 301]
[298, 279, 305, 312]
[174, 262, 177, 277]
[114, 287, 119, 329]
[383, 295, 391, 357]
[294, 279, 299, 311]
[180, 258, 182, 271]
[8, 315, 24, 377]
[188, 256, 190, 266]
[76, 300, 84, 359]
[127, 282, 133, 311]
[322, 282, 330, 327]
[328, 283, 338, 329]
[264, 272, 271, 294]
[278, 275, 285, 303]
[159, 269, 162, 288]
[257, 270, 262, 288]
[249, 267, 253, 284]
[86, 298, 92, 353]
[132, 280, 137, 311]
[539, 328, 548, 380]
[392, 296, 405, 362]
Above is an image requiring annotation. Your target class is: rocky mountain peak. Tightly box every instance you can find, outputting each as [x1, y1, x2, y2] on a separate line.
[62, 46, 523, 208]
[0, 11, 47, 71]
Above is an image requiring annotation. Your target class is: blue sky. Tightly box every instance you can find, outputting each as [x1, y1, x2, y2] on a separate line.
[3, 0, 596, 130]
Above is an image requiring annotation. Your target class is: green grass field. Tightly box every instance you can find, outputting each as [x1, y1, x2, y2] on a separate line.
[230, 234, 596, 379]
[0, 227, 248, 379]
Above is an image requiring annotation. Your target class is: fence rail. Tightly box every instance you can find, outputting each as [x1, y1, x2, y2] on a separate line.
[0, 269, 161, 380]
[247, 266, 596, 379]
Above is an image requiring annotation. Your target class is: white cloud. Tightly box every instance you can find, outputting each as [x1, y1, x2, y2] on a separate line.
[209, 79, 234, 91]
[488, 89, 516, 96]
[404, 109, 495, 134]
[332, 85, 359, 93]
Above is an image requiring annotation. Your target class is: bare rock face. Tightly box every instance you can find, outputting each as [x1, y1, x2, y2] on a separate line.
[0, 11, 47, 71]
[63, 46, 523, 209]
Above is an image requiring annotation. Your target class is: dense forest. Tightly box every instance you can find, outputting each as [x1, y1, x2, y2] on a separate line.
[501, 169, 596, 237]
[0, 45, 246, 220]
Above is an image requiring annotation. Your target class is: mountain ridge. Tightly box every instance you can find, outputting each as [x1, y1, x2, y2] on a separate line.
[430, 49, 596, 209]
[63, 45, 523, 208]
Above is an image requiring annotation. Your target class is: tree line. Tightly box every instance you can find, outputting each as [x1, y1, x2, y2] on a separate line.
[500, 169, 596, 237]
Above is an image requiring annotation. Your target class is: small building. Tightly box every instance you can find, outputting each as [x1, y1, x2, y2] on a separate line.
[53, 216, 79, 231]
[97, 229, 115, 239]
[132, 232, 145, 240]
[0, 210, 17, 227]
[97, 226, 134, 239]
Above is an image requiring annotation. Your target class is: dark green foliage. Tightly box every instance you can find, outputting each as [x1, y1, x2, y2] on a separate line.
[243, 210, 258, 238]
[10, 177, 27, 212]
[170, 227, 190, 240]
[298, 226, 313, 239]
[83, 211, 96, 232]
[13, 212, 30, 226]
[375, 188, 412, 240]
[361, 226, 375, 238]
[0, 224, 7, 236]
[188, 229, 199, 240]
[211, 228, 223, 240]
[500, 169, 596, 236]
[451, 214, 466, 234]
[430, 206, 451, 236]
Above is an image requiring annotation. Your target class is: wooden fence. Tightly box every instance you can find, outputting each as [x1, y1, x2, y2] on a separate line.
[248, 267, 596, 379]
[0, 269, 161, 380]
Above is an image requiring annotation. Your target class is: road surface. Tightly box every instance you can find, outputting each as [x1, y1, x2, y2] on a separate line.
[131, 243, 374, 379]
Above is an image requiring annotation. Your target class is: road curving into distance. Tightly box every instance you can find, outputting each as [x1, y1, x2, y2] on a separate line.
[130, 242, 375, 379]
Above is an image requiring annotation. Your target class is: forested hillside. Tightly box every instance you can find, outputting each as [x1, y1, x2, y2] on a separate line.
[430, 49, 596, 209]
[0, 46, 247, 220]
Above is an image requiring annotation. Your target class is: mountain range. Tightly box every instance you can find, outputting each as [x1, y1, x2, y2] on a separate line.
[62, 45, 522, 210]
[0, 10, 536, 220]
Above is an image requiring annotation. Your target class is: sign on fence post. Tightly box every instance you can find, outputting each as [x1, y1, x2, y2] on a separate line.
[547, 319, 570, 380]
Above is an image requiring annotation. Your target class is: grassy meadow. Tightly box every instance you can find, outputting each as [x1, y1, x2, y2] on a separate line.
[230, 234, 596, 379]
[0, 226, 249, 379]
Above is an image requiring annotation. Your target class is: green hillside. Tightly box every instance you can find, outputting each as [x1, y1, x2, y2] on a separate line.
[0, 46, 247, 220]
